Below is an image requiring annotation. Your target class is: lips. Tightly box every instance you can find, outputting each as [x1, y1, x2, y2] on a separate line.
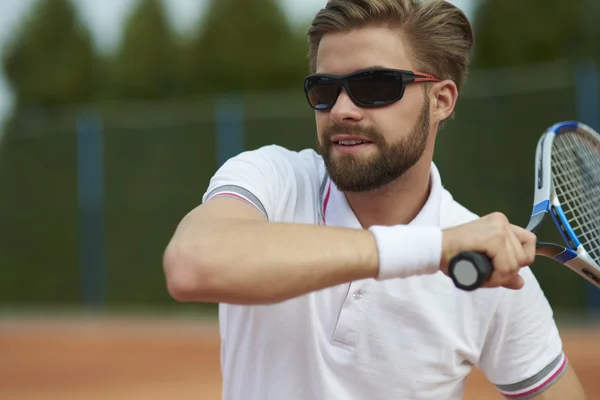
[336, 139, 371, 146]
[331, 135, 374, 146]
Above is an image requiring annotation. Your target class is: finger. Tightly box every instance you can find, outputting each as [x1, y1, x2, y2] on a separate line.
[511, 225, 537, 265]
[502, 274, 525, 290]
[484, 251, 511, 288]
[522, 235, 536, 266]
[507, 227, 528, 267]
[511, 225, 537, 247]
[486, 252, 518, 288]
[499, 230, 520, 272]
[486, 230, 521, 288]
[512, 225, 537, 267]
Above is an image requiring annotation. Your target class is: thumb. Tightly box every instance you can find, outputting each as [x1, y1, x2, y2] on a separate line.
[502, 275, 525, 291]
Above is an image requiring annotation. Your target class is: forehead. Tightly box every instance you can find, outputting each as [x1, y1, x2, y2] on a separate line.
[315, 26, 415, 75]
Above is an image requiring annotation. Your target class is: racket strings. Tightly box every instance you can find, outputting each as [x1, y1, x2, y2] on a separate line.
[552, 152, 598, 214]
[552, 151, 600, 238]
[551, 131, 600, 265]
[552, 175, 598, 216]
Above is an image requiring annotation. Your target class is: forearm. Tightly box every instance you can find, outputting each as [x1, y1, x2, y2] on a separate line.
[164, 218, 380, 305]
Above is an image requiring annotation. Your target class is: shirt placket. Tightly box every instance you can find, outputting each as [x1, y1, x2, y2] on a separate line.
[331, 281, 370, 349]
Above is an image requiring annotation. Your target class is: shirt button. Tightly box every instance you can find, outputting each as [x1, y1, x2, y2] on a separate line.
[353, 292, 362, 300]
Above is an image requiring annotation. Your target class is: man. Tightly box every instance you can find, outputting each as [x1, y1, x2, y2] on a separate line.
[163, 0, 587, 399]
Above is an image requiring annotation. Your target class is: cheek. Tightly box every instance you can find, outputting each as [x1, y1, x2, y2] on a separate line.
[381, 93, 425, 132]
[315, 113, 330, 139]
[372, 108, 405, 138]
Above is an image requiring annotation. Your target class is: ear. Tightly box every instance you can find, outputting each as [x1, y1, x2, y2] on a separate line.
[429, 80, 459, 123]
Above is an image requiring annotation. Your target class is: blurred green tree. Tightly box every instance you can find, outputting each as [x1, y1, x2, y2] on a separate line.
[181, 0, 309, 95]
[0, 0, 97, 304]
[470, 0, 600, 68]
[107, 0, 180, 99]
[2, 0, 97, 110]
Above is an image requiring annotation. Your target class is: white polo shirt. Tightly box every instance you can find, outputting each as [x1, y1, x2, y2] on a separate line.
[202, 144, 567, 400]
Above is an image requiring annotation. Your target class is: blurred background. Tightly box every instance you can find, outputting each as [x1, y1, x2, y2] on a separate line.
[1, 0, 600, 399]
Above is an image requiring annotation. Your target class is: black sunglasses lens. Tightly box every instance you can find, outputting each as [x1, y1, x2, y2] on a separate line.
[348, 70, 403, 106]
[306, 77, 339, 110]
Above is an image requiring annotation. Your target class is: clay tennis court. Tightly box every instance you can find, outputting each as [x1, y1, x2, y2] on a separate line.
[1, 317, 598, 399]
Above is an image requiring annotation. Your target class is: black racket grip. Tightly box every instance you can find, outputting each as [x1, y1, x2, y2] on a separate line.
[448, 251, 494, 291]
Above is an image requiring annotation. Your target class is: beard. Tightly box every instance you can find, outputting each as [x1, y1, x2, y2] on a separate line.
[318, 98, 430, 193]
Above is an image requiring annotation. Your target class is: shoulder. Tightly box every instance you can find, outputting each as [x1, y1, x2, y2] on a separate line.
[223, 144, 324, 179]
[203, 145, 326, 222]
[235, 144, 321, 165]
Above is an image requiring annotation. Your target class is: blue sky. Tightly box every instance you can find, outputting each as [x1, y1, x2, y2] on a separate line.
[0, 0, 473, 129]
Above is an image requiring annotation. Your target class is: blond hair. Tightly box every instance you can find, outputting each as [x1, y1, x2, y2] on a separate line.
[307, 0, 474, 94]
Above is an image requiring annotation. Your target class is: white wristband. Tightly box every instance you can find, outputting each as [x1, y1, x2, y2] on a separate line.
[368, 225, 443, 280]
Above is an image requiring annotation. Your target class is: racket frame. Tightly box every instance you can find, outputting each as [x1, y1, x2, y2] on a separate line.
[528, 120, 600, 287]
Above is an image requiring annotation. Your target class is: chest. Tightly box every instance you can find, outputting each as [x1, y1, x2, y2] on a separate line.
[318, 276, 485, 370]
[228, 276, 489, 380]
[220, 276, 499, 400]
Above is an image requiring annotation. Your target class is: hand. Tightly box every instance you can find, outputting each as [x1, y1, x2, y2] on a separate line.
[440, 212, 537, 290]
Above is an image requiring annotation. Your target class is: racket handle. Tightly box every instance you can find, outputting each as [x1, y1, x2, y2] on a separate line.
[448, 252, 494, 291]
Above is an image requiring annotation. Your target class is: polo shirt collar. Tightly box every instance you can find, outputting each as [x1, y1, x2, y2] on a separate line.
[322, 162, 443, 229]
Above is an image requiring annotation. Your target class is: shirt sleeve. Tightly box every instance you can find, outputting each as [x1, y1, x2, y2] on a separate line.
[477, 267, 567, 399]
[201, 145, 314, 223]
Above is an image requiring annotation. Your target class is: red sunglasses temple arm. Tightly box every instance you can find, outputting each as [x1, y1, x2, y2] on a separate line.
[413, 72, 440, 83]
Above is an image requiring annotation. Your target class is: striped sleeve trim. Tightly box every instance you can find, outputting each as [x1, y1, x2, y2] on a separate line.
[204, 185, 268, 219]
[496, 352, 568, 399]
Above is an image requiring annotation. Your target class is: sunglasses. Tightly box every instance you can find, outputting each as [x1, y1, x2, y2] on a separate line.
[304, 68, 440, 111]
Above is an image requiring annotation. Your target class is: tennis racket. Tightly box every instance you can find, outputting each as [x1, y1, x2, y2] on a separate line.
[448, 121, 600, 291]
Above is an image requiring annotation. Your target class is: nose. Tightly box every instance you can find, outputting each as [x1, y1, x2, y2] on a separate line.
[330, 88, 363, 125]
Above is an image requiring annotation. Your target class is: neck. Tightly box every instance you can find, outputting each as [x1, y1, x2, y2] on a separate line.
[343, 156, 433, 229]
